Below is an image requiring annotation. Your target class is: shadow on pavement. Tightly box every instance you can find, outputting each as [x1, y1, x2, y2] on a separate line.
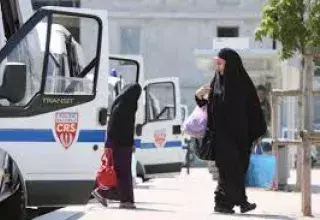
[107, 206, 175, 213]
[235, 213, 295, 220]
[105, 200, 182, 207]
[284, 184, 320, 194]
[136, 185, 180, 191]
[63, 212, 86, 220]
[135, 201, 182, 206]
[212, 213, 295, 220]
[31, 211, 85, 220]
[136, 185, 152, 189]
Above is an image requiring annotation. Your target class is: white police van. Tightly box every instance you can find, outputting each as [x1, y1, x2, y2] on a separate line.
[35, 20, 185, 183]
[108, 55, 185, 181]
[0, 4, 130, 218]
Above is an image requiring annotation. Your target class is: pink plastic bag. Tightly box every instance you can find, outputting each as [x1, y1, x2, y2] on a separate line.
[182, 106, 207, 138]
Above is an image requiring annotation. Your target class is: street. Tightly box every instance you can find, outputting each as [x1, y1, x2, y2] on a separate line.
[34, 168, 320, 220]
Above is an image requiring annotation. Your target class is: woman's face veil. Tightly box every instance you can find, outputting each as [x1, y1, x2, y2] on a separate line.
[217, 48, 246, 79]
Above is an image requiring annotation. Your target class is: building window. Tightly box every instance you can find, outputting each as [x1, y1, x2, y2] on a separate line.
[120, 27, 141, 54]
[32, 0, 80, 10]
[217, 27, 239, 37]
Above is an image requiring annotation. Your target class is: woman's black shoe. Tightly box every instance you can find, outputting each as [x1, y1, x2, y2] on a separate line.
[91, 189, 108, 207]
[214, 206, 235, 214]
[240, 202, 256, 213]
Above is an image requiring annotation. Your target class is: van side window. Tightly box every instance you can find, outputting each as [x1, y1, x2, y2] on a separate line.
[43, 15, 99, 96]
[0, 17, 49, 107]
[0, 9, 102, 116]
[145, 82, 176, 122]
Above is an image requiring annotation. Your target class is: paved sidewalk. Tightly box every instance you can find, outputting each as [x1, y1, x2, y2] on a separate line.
[35, 168, 320, 220]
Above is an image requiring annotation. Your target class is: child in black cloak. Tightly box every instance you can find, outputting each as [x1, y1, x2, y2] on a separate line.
[92, 83, 142, 209]
[196, 48, 267, 214]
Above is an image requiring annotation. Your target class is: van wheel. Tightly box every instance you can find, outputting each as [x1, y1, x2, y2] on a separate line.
[1, 184, 26, 220]
[137, 174, 150, 182]
[141, 176, 151, 183]
[136, 162, 144, 179]
[14, 183, 26, 220]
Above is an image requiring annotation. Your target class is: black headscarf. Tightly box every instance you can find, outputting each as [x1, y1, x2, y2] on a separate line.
[107, 83, 142, 147]
[111, 83, 142, 113]
[212, 48, 267, 145]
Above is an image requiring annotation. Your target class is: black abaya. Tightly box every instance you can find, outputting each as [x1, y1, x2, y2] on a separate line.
[196, 48, 267, 208]
[102, 83, 141, 203]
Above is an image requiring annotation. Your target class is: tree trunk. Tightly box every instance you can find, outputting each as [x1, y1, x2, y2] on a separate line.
[301, 55, 313, 216]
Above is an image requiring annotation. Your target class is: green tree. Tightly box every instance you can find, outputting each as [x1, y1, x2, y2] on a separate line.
[255, 0, 320, 59]
[255, 0, 320, 216]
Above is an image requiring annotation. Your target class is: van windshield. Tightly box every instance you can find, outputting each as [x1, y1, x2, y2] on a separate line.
[108, 83, 115, 114]
[109, 58, 139, 86]
[107, 81, 121, 114]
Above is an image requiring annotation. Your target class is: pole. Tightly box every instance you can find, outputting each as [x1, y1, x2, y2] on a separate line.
[301, 55, 313, 216]
[186, 139, 191, 175]
[271, 94, 279, 190]
[296, 57, 304, 191]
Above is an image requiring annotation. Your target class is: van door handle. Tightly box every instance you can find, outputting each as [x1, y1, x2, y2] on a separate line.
[99, 107, 108, 125]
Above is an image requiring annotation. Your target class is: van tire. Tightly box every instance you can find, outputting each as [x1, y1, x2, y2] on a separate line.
[142, 177, 151, 183]
[16, 187, 26, 220]
[136, 161, 144, 180]
[136, 162, 151, 182]
[1, 184, 26, 220]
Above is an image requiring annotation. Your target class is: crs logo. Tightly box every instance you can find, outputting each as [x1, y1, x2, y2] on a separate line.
[55, 112, 78, 149]
[154, 129, 167, 148]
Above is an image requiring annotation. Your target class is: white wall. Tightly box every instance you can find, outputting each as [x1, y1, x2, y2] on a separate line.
[81, 0, 272, 109]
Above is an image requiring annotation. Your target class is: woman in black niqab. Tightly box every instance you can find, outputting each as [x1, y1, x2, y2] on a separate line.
[196, 48, 267, 214]
[107, 83, 142, 147]
[93, 83, 142, 209]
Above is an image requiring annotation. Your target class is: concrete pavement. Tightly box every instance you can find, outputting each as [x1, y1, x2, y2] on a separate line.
[34, 168, 320, 220]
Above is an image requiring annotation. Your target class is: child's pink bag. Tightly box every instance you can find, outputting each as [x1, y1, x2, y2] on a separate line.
[182, 106, 207, 138]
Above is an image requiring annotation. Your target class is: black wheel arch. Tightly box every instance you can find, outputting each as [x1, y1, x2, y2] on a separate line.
[0, 149, 27, 205]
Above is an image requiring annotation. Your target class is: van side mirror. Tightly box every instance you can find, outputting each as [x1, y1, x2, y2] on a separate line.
[0, 63, 26, 103]
[136, 124, 143, 136]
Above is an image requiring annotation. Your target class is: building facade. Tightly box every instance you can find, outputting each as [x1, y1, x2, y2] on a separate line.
[79, 0, 272, 109]
[30, 0, 319, 169]
[31, 0, 276, 108]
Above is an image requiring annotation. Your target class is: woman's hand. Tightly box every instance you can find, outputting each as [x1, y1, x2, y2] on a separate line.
[196, 84, 211, 100]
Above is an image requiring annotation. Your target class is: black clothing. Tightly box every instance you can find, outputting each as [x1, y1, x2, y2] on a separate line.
[195, 48, 267, 207]
[96, 83, 141, 205]
[113, 147, 134, 203]
[107, 83, 142, 147]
